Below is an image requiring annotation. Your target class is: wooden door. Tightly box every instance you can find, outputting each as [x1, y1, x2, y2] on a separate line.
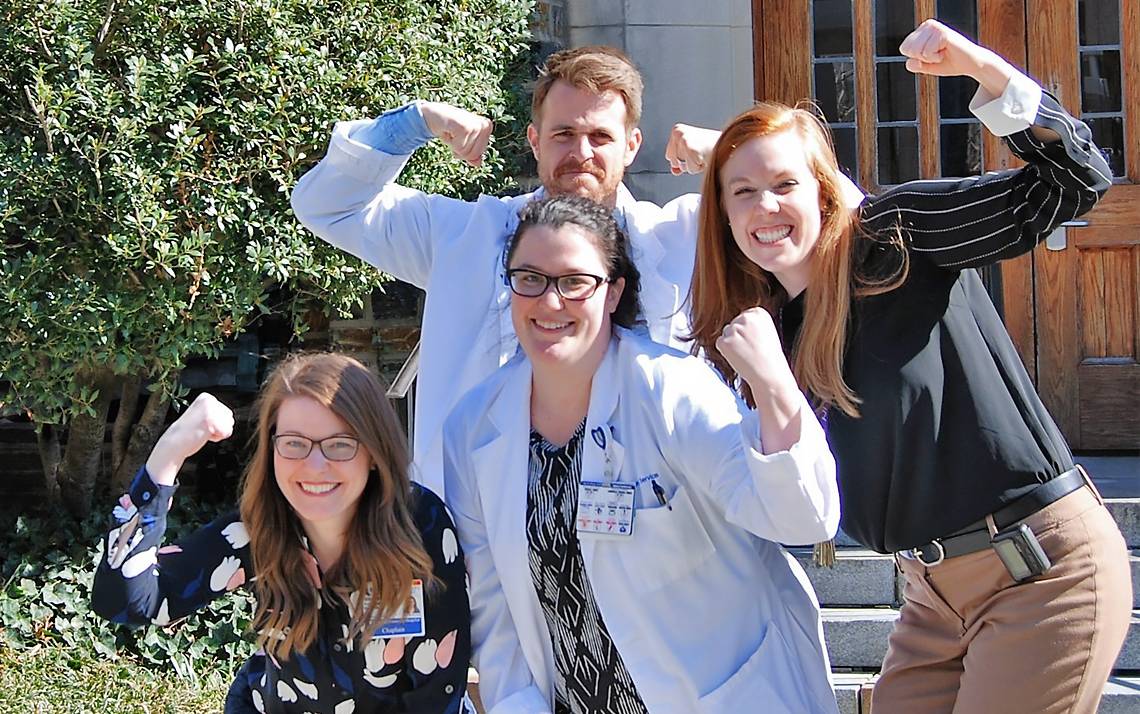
[1025, 0, 1140, 449]
[754, 0, 1140, 449]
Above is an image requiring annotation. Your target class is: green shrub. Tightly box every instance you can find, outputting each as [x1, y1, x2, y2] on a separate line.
[0, 497, 256, 677]
[0, 0, 535, 518]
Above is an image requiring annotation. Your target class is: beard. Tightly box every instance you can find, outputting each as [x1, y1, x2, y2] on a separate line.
[543, 159, 622, 206]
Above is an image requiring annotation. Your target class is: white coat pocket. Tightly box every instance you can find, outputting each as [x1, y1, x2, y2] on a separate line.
[622, 483, 715, 592]
[698, 623, 828, 714]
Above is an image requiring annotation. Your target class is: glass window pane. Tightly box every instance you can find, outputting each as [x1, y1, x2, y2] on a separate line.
[940, 123, 982, 177]
[937, 0, 977, 40]
[1086, 116, 1125, 177]
[939, 75, 976, 119]
[1078, 0, 1120, 45]
[815, 62, 857, 123]
[878, 126, 919, 184]
[831, 127, 858, 180]
[1080, 50, 1122, 113]
[875, 0, 914, 56]
[813, 0, 854, 57]
[877, 62, 917, 121]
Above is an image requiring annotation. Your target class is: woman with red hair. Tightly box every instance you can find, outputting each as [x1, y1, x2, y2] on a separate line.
[689, 19, 1129, 713]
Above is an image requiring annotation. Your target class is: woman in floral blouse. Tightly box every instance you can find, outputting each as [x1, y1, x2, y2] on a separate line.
[92, 353, 470, 713]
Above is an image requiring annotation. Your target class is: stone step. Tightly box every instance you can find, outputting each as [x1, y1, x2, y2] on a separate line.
[1099, 676, 1140, 714]
[1115, 611, 1140, 671]
[1107, 499, 1140, 549]
[822, 608, 898, 669]
[1133, 551, 1140, 611]
[792, 548, 900, 607]
[822, 608, 1140, 671]
[831, 673, 873, 714]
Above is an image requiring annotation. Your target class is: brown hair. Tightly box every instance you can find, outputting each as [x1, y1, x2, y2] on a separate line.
[238, 353, 435, 660]
[688, 103, 906, 417]
[532, 45, 643, 129]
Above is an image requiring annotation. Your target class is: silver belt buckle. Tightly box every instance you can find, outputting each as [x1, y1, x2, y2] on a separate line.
[904, 541, 945, 567]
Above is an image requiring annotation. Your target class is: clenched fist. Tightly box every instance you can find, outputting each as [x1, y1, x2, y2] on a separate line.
[146, 393, 234, 486]
[716, 307, 797, 397]
[665, 123, 719, 175]
[717, 307, 806, 454]
[419, 101, 494, 167]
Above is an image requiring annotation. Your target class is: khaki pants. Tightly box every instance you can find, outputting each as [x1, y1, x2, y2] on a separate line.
[872, 486, 1131, 714]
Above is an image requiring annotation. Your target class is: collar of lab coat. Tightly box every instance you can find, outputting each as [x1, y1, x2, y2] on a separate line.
[467, 332, 629, 694]
[477, 328, 627, 520]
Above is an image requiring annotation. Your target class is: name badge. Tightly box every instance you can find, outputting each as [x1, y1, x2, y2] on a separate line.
[577, 480, 634, 538]
[374, 579, 426, 638]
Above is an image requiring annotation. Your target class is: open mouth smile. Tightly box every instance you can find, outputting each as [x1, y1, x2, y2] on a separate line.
[298, 482, 340, 495]
[751, 226, 792, 244]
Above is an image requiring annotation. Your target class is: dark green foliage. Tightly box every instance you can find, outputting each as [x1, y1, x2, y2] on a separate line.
[0, 497, 255, 679]
[0, 0, 535, 515]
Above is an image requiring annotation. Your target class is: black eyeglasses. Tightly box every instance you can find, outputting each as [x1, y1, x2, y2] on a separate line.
[272, 434, 361, 462]
[505, 268, 611, 301]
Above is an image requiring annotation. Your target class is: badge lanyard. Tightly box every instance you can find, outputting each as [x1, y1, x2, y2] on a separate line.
[576, 425, 635, 538]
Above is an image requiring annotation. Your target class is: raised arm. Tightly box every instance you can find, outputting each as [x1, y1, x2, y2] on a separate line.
[661, 354, 839, 546]
[92, 394, 252, 626]
[290, 102, 492, 287]
[862, 19, 1111, 270]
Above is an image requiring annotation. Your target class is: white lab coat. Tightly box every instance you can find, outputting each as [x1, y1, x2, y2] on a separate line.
[443, 329, 841, 714]
[290, 122, 700, 496]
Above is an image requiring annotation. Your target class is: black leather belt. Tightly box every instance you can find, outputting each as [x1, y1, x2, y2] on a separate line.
[899, 467, 1088, 567]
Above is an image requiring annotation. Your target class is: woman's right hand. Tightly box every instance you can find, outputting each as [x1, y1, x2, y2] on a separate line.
[145, 393, 234, 486]
[716, 307, 793, 392]
[717, 308, 805, 454]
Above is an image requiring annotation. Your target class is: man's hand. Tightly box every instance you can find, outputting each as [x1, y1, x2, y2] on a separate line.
[665, 123, 720, 175]
[146, 393, 234, 486]
[419, 101, 494, 167]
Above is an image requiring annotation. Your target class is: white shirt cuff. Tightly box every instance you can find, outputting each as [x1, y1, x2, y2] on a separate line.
[969, 70, 1043, 137]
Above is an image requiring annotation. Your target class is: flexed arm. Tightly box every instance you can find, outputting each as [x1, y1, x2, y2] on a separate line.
[901, 19, 1058, 143]
[92, 394, 252, 627]
[863, 20, 1111, 270]
[290, 102, 490, 287]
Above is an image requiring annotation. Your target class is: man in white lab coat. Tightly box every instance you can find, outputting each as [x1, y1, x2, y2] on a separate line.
[290, 46, 711, 497]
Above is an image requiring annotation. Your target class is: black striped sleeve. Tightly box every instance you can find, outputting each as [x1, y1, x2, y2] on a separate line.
[860, 93, 1112, 270]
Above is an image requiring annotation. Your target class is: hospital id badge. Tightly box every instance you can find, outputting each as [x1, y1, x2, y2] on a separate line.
[576, 481, 634, 538]
[373, 579, 426, 638]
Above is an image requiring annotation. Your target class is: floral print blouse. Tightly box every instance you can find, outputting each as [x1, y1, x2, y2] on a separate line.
[92, 468, 471, 713]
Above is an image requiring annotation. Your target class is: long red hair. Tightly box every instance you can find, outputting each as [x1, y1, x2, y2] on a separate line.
[688, 103, 905, 416]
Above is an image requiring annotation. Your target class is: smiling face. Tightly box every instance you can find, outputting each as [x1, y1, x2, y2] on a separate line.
[273, 395, 371, 540]
[528, 80, 642, 208]
[720, 129, 823, 297]
[509, 223, 625, 374]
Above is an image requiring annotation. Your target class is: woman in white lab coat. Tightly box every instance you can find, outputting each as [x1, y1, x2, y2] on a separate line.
[443, 195, 841, 714]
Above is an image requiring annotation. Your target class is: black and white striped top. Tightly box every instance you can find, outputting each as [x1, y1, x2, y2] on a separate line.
[786, 92, 1112, 553]
[525, 422, 648, 714]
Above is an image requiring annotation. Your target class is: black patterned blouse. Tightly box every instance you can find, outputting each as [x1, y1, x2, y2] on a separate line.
[525, 423, 647, 714]
[92, 468, 470, 714]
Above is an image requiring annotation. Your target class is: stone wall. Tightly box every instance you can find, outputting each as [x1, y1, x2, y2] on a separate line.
[567, 0, 755, 205]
